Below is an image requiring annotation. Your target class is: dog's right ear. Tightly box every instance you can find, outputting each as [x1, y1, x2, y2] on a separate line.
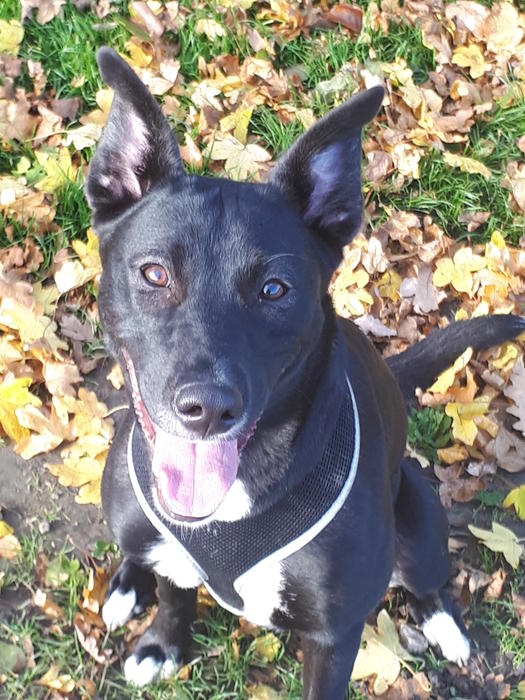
[86, 47, 183, 228]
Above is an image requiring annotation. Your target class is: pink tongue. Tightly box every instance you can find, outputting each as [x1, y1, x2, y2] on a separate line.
[152, 428, 239, 518]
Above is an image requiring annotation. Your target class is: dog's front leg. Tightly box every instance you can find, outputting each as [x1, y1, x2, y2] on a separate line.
[123, 575, 196, 687]
[301, 622, 364, 700]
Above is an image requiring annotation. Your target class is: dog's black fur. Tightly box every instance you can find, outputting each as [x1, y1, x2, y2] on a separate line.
[86, 48, 525, 698]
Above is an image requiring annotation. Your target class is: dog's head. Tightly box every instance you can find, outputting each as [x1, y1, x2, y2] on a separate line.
[86, 48, 383, 522]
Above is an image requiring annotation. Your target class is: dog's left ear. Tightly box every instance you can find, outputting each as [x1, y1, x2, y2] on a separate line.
[86, 47, 184, 228]
[269, 86, 384, 255]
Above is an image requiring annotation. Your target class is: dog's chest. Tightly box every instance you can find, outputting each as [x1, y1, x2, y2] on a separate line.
[146, 535, 287, 626]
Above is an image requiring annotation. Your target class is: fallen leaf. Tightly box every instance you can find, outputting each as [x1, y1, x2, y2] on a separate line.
[445, 397, 491, 445]
[326, 4, 363, 33]
[351, 609, 414, 694]
[0, 533, 21, 560]
[443, 151, 491, 179]
[468, 522, 522, 569]
[34, 148, 77, 193]
[204, 135, 271, 179]
[492, 427, 525, 472]
[0, 19, 24, 55]
[254, 633, 281, 663]
[503, 485, 525, 520]
[451, 44, 489, 79]
[503, 355, 525, 437]
[0, 374, 41, 442]
[38, 665, 75, 692]
[428, 347, 473, 394]
[32, 588, 65, 619]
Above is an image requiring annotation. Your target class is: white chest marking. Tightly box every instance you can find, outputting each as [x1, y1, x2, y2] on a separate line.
[146, 537, 204, 589]
[234, 559, 286, 626]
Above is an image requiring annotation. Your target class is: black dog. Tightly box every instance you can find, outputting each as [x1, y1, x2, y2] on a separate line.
[86, 47, 525, 698]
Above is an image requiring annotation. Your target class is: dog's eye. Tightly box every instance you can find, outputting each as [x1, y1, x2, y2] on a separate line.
[260, 279, 288, 300]
[142, 264, 169, 287]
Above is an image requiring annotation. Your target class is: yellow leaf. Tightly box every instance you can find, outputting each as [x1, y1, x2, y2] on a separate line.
[0, 533, 21, 560]
[468, 522, 522, 569]
[445, 397, 491, 446]
[254, 633, 281, 663]
[75, 478, 102, 505]
[220, 107, 253, 145]
[195, 18, 226, 41]
[451, 44, 488, 79]
[503, 485, 525, 520]
[491, 342, 519, 370]
[48, 455, 104, 489]
[204, 136, 271, 180]
[0, 375, 41, 442]
[443, 151, 491, 180]
[14, 403, 71, 459]
[35, 148, 77, 193]
[352, 609, 414, 694]
[0, 521, 14, 537]
[433, 258, 454, 288]
[0, 297, 68, 355]
[0, 19, 24, 55]
[38, 665, 75, 693]
[106, 363, 125, 390]
[428, 347, 473, 394]
[437, 444, 469, 464]
[377, 270, 402, 301]
[70, 229, 102, 287]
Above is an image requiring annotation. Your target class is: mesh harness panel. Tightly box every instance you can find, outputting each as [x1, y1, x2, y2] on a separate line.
[127, 378, 359, 611]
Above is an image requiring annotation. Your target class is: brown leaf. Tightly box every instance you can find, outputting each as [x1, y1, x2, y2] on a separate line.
[512, 592, 525, 627]
[21, 0, 66, 23]
[484, 568, 506, 601]
[382, 672, 431, 699]
[490, 427, 525, 472]
[325, 4, 363, 33]
[32, 588, 65, 620]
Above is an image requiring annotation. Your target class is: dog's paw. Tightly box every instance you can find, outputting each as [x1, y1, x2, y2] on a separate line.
[421, 611, 471, 666]
[103, 586, 139, 632]
[124, 643, 179, 686]
[103, 560, 156, 632]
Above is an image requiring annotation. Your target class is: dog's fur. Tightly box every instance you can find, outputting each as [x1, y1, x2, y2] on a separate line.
[86, 47, 525, 698]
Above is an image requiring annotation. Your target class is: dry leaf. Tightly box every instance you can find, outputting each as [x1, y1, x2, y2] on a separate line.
[443, 151, 491, 179]
[0, 19, 24, 55]
[351, 609, 414, 694]
[38, 665, 75, 692]
[468, 522, 522, 569]
[503, 355, 525, 436]
[503, 485, 525, 520]
[204, 135, 271, 179]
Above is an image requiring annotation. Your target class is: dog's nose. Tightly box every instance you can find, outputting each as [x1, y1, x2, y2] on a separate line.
[174, 383, 243, 437]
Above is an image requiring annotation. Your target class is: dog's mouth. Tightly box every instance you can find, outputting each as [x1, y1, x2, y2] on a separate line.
[122, 350, 254, 521]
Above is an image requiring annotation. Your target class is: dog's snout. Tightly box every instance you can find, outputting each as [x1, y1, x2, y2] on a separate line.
[174, 383, 243, 437]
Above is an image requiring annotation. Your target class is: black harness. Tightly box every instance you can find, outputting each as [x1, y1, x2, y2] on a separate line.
[127, 377, 360, 614]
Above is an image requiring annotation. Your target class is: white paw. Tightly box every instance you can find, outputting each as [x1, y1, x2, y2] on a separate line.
[422, 611, 471, 666]
[123, 653, 176, 686]
[102, 588, 137, 632]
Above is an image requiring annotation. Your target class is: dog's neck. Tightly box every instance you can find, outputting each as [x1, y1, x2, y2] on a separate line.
[238, 303, 347, 511]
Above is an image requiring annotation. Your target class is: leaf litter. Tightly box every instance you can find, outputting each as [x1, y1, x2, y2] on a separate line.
[1, 0, 525, 696]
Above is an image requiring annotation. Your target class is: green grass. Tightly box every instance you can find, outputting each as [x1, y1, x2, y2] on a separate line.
[18, 1, 129, 108]
[251, 106, 305, 156]
[369, 146, 524, 244]
[407, 406, 453, 462]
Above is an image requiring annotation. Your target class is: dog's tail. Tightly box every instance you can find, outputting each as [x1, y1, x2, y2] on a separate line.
[387, 315, 525, 401]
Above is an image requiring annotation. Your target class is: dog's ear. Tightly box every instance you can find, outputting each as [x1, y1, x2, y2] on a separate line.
[86, 47, 183, 227]
[269, 86, 384, 256]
